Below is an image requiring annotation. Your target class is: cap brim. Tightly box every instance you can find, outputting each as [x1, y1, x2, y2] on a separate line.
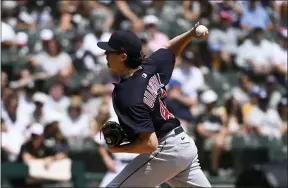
[97, 42, 117, 51]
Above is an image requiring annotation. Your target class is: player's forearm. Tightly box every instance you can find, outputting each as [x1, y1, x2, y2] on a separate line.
[109, 132, 158, 154]
[163, 29, 195, 57]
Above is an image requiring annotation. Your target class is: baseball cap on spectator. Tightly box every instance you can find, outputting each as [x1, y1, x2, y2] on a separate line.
[97, 30, 142, 57]
[40, 29, 54, 41]
[219, 11, 231, 21]
[201, 90, 218, 104]
[32, 92, 48, 104]
[143, 15, 159, 26]
[1, 22, 16, 43]
[16, 32, 28, 47]
[29, 123, 44, 135]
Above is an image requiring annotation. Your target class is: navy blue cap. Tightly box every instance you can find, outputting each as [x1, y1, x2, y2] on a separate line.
[97, 30, 142, 57]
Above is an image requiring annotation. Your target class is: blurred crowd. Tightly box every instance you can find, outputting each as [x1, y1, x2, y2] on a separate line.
[1, 0, 287, 184]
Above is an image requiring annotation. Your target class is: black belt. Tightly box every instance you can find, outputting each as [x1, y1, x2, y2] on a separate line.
[120, 159, 132, 163]
[174, 126, 184, 135]
[159, 126, 184, 140]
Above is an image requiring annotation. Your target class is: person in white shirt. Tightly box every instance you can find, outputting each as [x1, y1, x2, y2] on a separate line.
[1, 91, 31, 161]
[46, 83, 70, 114]
[30, 29, 73, 79]
[83, 29, 111, 65]
[235, 27, 274, 75]
[29, 92, 62, 127]
[166, 51, 204, 130]
[143, 15, 169, 52]
[94, 99, 138, 187]
[246, 90, 283, 139]
[245, 89, 284, 160]
[17, 86, 36, 117]
[59, 96, 91, 150]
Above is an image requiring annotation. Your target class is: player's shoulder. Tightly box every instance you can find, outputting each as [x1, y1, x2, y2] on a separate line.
[146, 48, 175, 62]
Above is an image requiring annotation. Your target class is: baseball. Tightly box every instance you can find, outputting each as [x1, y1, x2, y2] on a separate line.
[196, 25, 208, 36]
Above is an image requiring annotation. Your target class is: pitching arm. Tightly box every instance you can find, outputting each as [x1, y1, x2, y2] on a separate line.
[163, 22, 208, 57]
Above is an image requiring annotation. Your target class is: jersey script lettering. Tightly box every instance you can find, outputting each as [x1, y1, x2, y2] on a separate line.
[143, 74, 174, 120]
[143, 75, 161, 108]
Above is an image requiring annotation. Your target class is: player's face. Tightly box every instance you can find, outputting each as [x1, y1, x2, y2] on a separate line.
[105, 51, 128, 74]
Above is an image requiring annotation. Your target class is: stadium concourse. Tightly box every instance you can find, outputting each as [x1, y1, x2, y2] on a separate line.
[1, 0, 287, 187]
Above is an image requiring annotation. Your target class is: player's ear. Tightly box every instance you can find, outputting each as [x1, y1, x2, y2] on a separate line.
[121, 53, 128, 62]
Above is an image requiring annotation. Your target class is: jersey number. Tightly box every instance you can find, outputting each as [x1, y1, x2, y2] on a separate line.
[159, 100, 174, 120]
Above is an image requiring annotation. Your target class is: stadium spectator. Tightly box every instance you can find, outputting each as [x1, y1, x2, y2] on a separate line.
[211, 1, 243, 28]
[166, 51, 204, 131]
[235, 27, 273, 76]
[265, 75, 282, 110]
[195, 90, 227, 176]
[58, 96, 91, 145]
[182, 0, 201, 22]
[46, 83, 70, 114]
[245, 90, 283, 146]
[223, 97, 244, 136]
[1, 118, 18, 162]
[1, 90, 30, 137]
[16, 123, 69, 188]
[29, 92, 59, 126]
[143, 14, 169, 52]
[241, 85, 261, 119]
[29, 29, 73, 80]
[228, 74, 251, 106]
[70, 34, 99, 74]
[114, 0, 152, 33]
[182, 0, 213, 26]
[208, 11, 241, 70]
[240, 0, 273, 32]
[90, 104, 110, 137]
[139, 32, 153, 57]
[43, 116, 69, 153]
[82, 16, 112, 66]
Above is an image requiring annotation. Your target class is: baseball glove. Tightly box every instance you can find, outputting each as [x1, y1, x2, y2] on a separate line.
[101, 121, 127, 146]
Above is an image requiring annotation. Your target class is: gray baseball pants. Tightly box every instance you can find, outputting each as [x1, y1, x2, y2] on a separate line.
[106, 127, 211, 187]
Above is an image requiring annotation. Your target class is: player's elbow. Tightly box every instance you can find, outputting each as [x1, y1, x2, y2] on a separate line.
[146, 139, 158, 152]
[139, 132, 158, 153]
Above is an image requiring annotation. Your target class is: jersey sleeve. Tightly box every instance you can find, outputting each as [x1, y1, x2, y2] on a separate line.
[146, 48, 176, 85]
[124, 104, 155, 134]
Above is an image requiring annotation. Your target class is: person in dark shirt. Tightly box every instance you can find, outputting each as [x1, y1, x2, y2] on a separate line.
[14, 123, 68, 188]
[195, 90, 226, 177]
[97, 22, 211, 187]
